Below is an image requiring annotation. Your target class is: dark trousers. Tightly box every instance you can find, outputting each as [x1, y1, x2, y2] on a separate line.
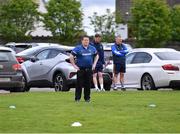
[75, 68, 92, 101]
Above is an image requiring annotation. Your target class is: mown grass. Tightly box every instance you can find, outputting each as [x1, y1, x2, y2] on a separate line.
[0, 90, 180, 133]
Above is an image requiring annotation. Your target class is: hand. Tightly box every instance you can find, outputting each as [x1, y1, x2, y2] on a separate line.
[103, 64, 106, 69]
[73, 65, 80, 71]
[92, 64, 96, 71]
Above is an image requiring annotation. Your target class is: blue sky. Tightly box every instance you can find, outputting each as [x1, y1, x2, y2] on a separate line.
[81, 0, 115, 35]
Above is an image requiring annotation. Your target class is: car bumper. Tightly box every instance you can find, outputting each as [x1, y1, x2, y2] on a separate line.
[0, 75, 24, 90]
[169, 80, 180, 88]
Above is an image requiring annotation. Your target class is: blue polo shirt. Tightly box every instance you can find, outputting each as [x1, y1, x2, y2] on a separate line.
[71, 45, 97, 68]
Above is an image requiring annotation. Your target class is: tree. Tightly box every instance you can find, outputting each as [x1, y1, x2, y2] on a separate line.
[89, 9, 116, 42]
[0, 0, 39, 41]
[43, 0, 83, 44]
[131, 0, 172, 47]
[171, 5, 180, 41]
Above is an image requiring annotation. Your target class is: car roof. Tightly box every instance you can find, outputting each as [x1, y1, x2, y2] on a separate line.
[102, 42, 133, 51]
[131, 48, 177, 53]
[0, 46, 13, 51]
[5, 42, 31, 46]
[16, 45, 73, 56]
[5, 42, 62, 47]
[0, 46, 16, 55]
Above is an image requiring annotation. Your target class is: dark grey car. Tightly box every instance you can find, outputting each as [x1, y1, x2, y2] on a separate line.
[0, 47, 24, 92]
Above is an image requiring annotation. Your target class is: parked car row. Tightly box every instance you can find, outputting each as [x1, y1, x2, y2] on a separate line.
[0, 44, 112, 92]
[1, 42, 180, 92]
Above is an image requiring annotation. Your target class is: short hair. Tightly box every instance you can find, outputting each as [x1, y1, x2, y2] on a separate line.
[81, 35, 89, 41]
[115, 35, 121, 39]
[95, 33, 101, 38]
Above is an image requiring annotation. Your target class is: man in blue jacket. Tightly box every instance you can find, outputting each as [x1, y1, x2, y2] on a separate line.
[91, 34, 105, 91]
[70, 35, 99, 102]
[111, 35, 128, 90]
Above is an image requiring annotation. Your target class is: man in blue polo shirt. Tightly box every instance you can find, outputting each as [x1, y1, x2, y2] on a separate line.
[111, 35, 128, 90]
[70, 35, 99, 102]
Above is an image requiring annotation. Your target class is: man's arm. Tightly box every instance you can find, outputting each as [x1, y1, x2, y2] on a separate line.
[119, 45, 129, 54]
[92, 54, 99, 70]
[111, 45, 124, 56]
[70, 54, 79, 70]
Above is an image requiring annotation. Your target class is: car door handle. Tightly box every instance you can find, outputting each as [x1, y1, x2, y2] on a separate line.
[39, 62, 43, 65]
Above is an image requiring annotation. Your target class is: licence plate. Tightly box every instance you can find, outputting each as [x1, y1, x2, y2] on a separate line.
[0, 78, 10, 82]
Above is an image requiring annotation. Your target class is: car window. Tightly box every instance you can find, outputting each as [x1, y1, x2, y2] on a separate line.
[17, 46, 43, 56]
[131, 52, 152, 64]
[154, 52, 180, 60]
[126, 53, 136, 64]
[48, 49, 61, 59]
[104, 50, 112, 61]
[36, 50, 50, 60]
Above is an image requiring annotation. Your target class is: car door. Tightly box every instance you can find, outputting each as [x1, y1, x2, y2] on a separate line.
[26, 49, 61, 80]
[125, 52, 152, 86]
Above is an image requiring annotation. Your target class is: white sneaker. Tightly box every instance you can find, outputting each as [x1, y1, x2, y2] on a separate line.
[113, 86, 118, 91]
[100, 88, 105, 91]
[96, 88, 100, 92]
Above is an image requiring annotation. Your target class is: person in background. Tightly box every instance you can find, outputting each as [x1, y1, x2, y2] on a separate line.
[111, 35, 128, 90]
[70, 35, 99, 102]
[91, 34, 105, 91]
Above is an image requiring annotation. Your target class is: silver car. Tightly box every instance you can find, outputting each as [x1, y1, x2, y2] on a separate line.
[21, 46, 76, 91]
[21, 46, 112, 91]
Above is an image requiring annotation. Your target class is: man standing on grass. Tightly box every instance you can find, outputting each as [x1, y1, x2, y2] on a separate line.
[111, 35, 128, 91]
[91, 34, 105, 92]
[70, 35, 99, 102]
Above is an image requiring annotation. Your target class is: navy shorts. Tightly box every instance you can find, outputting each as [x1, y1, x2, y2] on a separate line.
[114, 63, 126, 74]
[93, 65, 103, 74]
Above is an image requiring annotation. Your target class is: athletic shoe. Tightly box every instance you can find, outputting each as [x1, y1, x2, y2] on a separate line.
[96, 88, 100, 92]
[100, 88, 105, 91]
[121, 86, 126, 91]
[85, 99, 90, 103]
[113, 86, 118, 91]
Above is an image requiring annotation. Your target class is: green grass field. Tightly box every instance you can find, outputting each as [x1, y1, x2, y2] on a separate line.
[0, 90, 180, 133]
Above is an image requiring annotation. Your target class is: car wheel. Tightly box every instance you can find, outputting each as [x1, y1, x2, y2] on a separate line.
[10, 75, 27, 92]
[141, 74, 156, 90]
[54, 73, 69, 92]
[104, 83, 111, 91]
[23, 74, 30, 92]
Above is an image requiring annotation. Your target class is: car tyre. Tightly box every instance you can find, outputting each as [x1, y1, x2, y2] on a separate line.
[141, 74, 157, 90]
[104, 83, 111, 91]
[23, 74, 30, 92]
[54, 73, 69, 92]
[10, 75, 27, 92]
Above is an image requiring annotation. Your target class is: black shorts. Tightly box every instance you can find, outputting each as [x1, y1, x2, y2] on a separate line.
[114, 63, 126, 74]
[93, 65, 103, 74]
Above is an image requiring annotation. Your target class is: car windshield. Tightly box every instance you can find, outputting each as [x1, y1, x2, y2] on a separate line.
[17, 46, 43, 56]
[154, 52, 180, 60]
[8, 45, 32, 53]
[0, 51, 15, 61]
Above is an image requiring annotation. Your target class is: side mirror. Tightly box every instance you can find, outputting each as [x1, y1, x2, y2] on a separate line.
[30, 56, 39, 62]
